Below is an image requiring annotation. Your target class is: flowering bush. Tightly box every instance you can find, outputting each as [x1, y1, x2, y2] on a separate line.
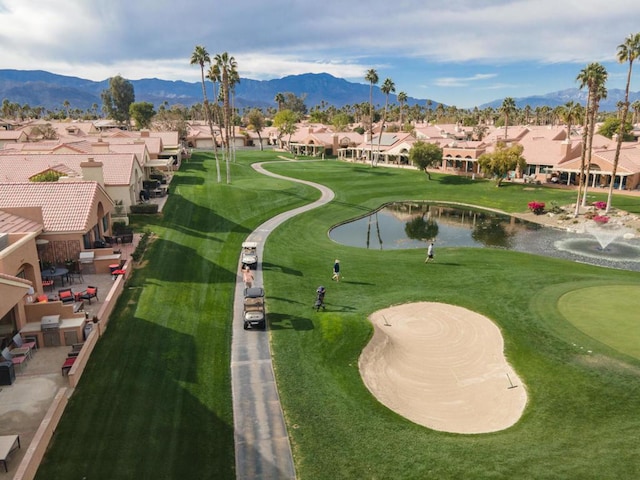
[593, 201, 607, 210]
[528, 201, 545, 215]
[593, 215, 609, 224]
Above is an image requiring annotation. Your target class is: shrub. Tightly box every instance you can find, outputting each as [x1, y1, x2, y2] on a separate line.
[528, 201, 545, 215]
[593, 201, 607, 210]
[131, 230, 152, 262]
[130, 203, 159, 214]
[593, 215, 609, 224]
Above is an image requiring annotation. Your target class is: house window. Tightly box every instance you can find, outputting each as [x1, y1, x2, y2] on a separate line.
[102, 215, 109, 234]
[83, 232, 92, 249]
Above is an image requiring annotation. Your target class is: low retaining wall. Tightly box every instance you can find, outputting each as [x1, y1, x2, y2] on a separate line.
[13, 388, 68, 480]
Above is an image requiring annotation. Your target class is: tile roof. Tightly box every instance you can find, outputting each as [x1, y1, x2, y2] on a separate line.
[0, 209, 42, 234]
[0, 181, 108, 233]
[0, 153, 139, 186]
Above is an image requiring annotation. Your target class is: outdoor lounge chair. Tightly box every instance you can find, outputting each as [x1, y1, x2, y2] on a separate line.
[58, 288, 75, 304]
[12, 334, 36, 353]
[1, 347, 27, 371]
[80, 286, 98, 304]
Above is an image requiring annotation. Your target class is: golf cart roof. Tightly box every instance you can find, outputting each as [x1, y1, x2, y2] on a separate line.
[242, 241, 258, 248]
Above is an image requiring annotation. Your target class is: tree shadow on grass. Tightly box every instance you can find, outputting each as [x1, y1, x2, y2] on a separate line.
[437, 175, 474, 185]
[38, 308, 236, 478]
[142, 237, 235, 285]
[268, 312, 314, 330]
[261, 262, 303, 276]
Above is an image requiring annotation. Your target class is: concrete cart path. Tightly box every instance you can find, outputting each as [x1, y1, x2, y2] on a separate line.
[231, 161, 334, 480]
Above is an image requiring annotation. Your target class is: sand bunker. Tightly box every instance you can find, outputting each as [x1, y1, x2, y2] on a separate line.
[359, 302, 527, 434]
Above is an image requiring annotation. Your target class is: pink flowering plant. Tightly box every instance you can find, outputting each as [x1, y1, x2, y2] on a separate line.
[593, 215, 609, 224]
[528, 201, 545, 215]
[593, 201, 607, 210]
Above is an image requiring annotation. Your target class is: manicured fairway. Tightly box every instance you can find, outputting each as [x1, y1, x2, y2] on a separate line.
[34, 151, 640, 480]
[558, 285, 640, 359]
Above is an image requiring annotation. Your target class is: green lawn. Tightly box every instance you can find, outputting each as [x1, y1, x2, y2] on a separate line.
[36, 151, 640, 479]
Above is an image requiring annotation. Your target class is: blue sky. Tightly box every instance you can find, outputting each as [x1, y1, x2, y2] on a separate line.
[0, 0, 638, 108]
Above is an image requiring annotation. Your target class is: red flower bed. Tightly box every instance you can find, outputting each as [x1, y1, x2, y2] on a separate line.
[528, 201, 545, 215]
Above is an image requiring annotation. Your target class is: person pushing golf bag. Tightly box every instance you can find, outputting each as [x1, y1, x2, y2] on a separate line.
[314, 286, 326, 311]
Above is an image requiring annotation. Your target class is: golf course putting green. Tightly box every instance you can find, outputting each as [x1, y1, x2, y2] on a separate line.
[558, 285, 640, 359]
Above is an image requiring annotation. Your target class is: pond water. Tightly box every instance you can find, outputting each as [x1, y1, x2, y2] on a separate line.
[329, 202, 640, 272]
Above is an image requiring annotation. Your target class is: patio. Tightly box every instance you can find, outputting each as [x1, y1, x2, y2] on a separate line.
[0, 236, 140, 477]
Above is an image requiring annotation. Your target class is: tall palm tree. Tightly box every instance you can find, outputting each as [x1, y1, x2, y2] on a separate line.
[499, 97, 516, 141]
[375, 78, 395, 165]
[365, 69, 378, 164]
[206, 63, 222, 166]
[606, 32, 640, 213]
[274, 93, 285, 112]
[575, 62, 608, 214]
[397, 91, 408, 126]
[214, 52, 238, 184]
[190, 45, 221, 182]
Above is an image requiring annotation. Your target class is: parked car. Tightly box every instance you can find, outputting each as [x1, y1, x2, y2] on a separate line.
[241, 241, 258, 269]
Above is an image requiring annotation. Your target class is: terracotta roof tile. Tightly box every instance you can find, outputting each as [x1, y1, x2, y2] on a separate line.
[0, 182, 105, 233]
[0, 209, 42, 234]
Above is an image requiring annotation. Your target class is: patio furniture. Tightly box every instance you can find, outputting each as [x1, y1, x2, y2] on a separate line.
[68, 262, 84, 284]
[41, 279, 54, 291]
[79, 286, 98, 304]
[0, 435, 20, 472]
[120, 233, 134, 244]
[42, 267, 69, 287]
[58, 288, 75, 304]
[1, 347, 27, 372]
[61, 356, 76, 376]
[12, 334, 36, 354]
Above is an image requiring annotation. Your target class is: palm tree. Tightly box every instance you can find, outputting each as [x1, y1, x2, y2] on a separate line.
[190, 45, 221, 182]
[631, 99, 640, 125]
[365, 69, 378, 164]
[606, 32, 640, 213]
[397, 91, 408, 126]
[375, 78, 395, 165]
[206, 63, 222, 167]
[558, 101, 581, 141]
[575, 62, 608, 215]
[214, 52, 238, 184]
[499, 97, 516, 141]
[274, 93, 285, 112]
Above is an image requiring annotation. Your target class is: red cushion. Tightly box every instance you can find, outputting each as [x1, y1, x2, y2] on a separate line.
[63, 357, 76, 367]
[36, 295, 48, 303]
[59, 291, 72, 299]
[86, 288, 97, 295]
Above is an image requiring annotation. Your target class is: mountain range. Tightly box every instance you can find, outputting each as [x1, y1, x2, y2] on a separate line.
[1, 69, 638, 114]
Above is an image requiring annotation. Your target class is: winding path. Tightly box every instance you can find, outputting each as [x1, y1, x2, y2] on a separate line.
[231, 160, 334, 479]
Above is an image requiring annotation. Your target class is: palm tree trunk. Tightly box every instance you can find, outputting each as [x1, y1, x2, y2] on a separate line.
[574, 100, 590, 217]
[606, 65, 633, 212]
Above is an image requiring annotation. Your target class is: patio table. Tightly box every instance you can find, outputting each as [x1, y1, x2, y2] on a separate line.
[41, 267, 69, 287]
[0, 435, 20, 472]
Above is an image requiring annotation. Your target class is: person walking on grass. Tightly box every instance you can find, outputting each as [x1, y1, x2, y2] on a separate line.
[332, 259, 341, 282]
[425, 242, 435, 263]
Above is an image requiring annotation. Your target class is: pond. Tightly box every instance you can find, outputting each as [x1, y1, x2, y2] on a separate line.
[329, 202, 640, 272]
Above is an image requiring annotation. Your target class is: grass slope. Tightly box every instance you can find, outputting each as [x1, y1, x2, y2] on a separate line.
[35, 152, 640, 479]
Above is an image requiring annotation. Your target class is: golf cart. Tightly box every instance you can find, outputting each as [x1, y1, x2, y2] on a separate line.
[241, 241, 258, 269]
[243, 287, 266, 330]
